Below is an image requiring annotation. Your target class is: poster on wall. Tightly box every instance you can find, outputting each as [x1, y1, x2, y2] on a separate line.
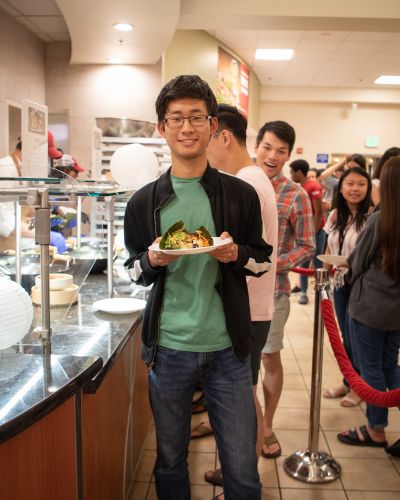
[216, 47, 249, 115]
[91, 126, 103, 179]
[21, 99, 48, 177]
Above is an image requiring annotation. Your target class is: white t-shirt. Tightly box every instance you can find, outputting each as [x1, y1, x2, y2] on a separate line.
[236, 165, 278, 321]
[0, 155, 19, 237]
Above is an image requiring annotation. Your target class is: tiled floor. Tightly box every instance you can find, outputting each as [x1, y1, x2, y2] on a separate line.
[129, 288, 400, 499]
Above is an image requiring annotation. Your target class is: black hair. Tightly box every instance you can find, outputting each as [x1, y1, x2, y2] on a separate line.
[289, 159, 309, 176]
[256, 121, 296, 154]
[15, 140, 22, 150]
[155, 75, 217, 122]
[373, 146, 400, 180]
[347, 153, 366, 170]
[333, 166, 372, 252]
[216, 103, 247, 146]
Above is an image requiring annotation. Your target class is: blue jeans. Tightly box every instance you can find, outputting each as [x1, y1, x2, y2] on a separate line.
[349, 317, 400, 428]
[149, 346, 261, 500]
[300, 229, 326, 293]
[333, 283, 359, 387]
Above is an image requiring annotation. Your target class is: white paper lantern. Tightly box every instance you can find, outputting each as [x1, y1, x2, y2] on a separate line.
[110, 143, 159, 189]
[0, 278, 33, 350]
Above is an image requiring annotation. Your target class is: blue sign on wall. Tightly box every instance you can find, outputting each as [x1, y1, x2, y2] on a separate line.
[316, 153, 329, 164]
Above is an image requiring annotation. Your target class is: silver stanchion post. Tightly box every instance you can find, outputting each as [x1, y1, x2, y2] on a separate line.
[284, 268, 341, 483]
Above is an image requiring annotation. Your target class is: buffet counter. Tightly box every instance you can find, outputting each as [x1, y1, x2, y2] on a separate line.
[0, 274, 152, 500]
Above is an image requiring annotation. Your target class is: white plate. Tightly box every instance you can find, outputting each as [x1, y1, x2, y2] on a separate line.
[317, 254, 348, 267]
[92, 297, 146, 314]
[148, 237, 232, 256]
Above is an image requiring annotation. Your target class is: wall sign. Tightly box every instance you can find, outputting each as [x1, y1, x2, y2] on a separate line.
[216, 47, 249, 115]
[316, 153, 329, 164]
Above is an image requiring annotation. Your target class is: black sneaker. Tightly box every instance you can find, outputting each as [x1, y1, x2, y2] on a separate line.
[291, 285, 301, 293]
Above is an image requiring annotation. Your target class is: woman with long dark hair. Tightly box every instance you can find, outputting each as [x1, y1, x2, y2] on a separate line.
[338, 156, 400, 453]
[322, 166, 373, 407]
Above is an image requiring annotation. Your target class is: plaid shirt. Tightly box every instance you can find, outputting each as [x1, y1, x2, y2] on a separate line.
[271, 173, 316, 297]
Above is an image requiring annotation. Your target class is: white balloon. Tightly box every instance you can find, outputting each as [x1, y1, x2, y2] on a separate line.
[110, 143, 159, 189]
[0, 278, 33, 350]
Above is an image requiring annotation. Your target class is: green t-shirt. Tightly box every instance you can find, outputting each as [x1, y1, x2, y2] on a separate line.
[159, 175, 231, 352]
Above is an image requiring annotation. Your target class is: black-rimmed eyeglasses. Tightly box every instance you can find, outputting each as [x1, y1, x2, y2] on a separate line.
[164, 115, 212, 128]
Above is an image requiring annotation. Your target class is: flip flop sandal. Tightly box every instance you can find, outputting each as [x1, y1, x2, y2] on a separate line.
[261, 432, 282, 459]
[337, 425, 388, 448]
[204, 468, 223, 486]
[340, 394, 362, 408]
[190, 421, 213, 439]
[386, 438, 400, 457]
[211, 494, 224, 500]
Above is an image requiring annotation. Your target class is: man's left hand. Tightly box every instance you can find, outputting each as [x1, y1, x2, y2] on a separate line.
[209, 231, 238, 263]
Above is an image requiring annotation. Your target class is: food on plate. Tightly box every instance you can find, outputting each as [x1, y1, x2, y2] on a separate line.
[159, 220, 213, 250]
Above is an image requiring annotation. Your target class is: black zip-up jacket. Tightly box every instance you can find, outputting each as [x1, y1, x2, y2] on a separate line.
[124, 165, 273, 366]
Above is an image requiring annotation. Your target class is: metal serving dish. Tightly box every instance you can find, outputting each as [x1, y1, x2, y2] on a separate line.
[96, 118, 156, 138]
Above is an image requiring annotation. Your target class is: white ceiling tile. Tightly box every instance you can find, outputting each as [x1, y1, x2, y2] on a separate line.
[346, 31, 393, 42]
[330, 52, 370, 62]
[302, 31, 349, 41]
[322, 60, 362, 71]
[336, 40, 382, 53]
[292, 51, 333, 62]
[296, 39, 342, 51]
[14, 15, 41, 32]
[49, 33, 71, 42]
[377, 42, 400, 54]
[257, 30, 304, 40]
[256, 39, 299, 49]
[214, 30, 258, 41]
[225, 38, 258, 51]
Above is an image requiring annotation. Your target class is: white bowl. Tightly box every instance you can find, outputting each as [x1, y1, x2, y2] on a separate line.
[35, 273, 74, 291]
[31, 284, 79, 306]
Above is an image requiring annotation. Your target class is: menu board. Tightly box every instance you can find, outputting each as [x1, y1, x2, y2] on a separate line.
[216, 47, 250, 115]
[21, 99, 48, 177]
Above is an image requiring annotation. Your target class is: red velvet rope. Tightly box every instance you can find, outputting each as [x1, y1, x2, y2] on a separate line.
[320, 298, 400, 407]
[292, 267, 315, 276]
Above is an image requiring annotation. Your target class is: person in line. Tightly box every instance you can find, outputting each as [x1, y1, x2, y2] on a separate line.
[371, 146, 400, 205]
[289, 159, 325, 305]
[337, 156, 400, 454]
[191, 103, 278, 497]
[322, 166, 373, 407]
[255, 121, 315, 458]
[124, 75, 272, 500]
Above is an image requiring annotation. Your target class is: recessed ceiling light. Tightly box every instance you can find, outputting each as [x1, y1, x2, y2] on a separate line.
[255, 49, 294, 61]
[107, 57, 123, 64]
[375, 75, 400, 85]
[113, 23, 133, 31]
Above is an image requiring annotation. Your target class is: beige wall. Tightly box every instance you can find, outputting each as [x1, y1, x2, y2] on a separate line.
[0, 10, 46, 156]
[163, 30, 261, 131]
[45, 42, 162, 176]
[259, 101, 400, 167]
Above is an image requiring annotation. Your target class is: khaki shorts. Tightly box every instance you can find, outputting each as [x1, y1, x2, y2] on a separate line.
[261, 294, 290, 354]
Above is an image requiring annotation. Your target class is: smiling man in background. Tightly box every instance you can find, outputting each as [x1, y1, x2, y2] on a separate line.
[255, 121, 315, 459]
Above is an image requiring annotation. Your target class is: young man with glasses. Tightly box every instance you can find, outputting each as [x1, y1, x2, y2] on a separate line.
[124, 75, 272, 500]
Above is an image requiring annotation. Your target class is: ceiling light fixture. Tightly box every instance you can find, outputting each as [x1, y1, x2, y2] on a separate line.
[107, 57, 123, 64]
[255, 49, 294, 61]
[374, 75, 400, 85]
[113, 23, 133, 32]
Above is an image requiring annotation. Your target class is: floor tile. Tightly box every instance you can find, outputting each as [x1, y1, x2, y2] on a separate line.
[261, 488, 281, 499]
[339, 457, 400, 490]
[274, 408, 311, 430]
[347, 492, 400, 500]
[188, 451, 216, 485]
[258, 455, 279, 488]
[278, 389, 310, 408]
[134, 450, 156, 482]
[281, 488, 347, 500]
[320, 407, 367, 431]
[128, 481, 149, 500]
[274, 429, 329, 457]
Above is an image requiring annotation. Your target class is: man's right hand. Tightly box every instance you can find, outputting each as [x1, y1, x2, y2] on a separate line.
[148, 236, 180, 268]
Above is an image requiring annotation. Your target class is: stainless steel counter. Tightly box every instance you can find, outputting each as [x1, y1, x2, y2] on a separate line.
[0, 271, 145, 443]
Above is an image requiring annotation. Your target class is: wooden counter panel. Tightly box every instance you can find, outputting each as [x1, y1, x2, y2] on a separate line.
[82, 341, 131, 500]
[0, 397, 77, 500]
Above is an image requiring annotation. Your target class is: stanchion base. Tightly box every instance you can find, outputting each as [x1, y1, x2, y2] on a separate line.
[284, 450, 341, 483]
